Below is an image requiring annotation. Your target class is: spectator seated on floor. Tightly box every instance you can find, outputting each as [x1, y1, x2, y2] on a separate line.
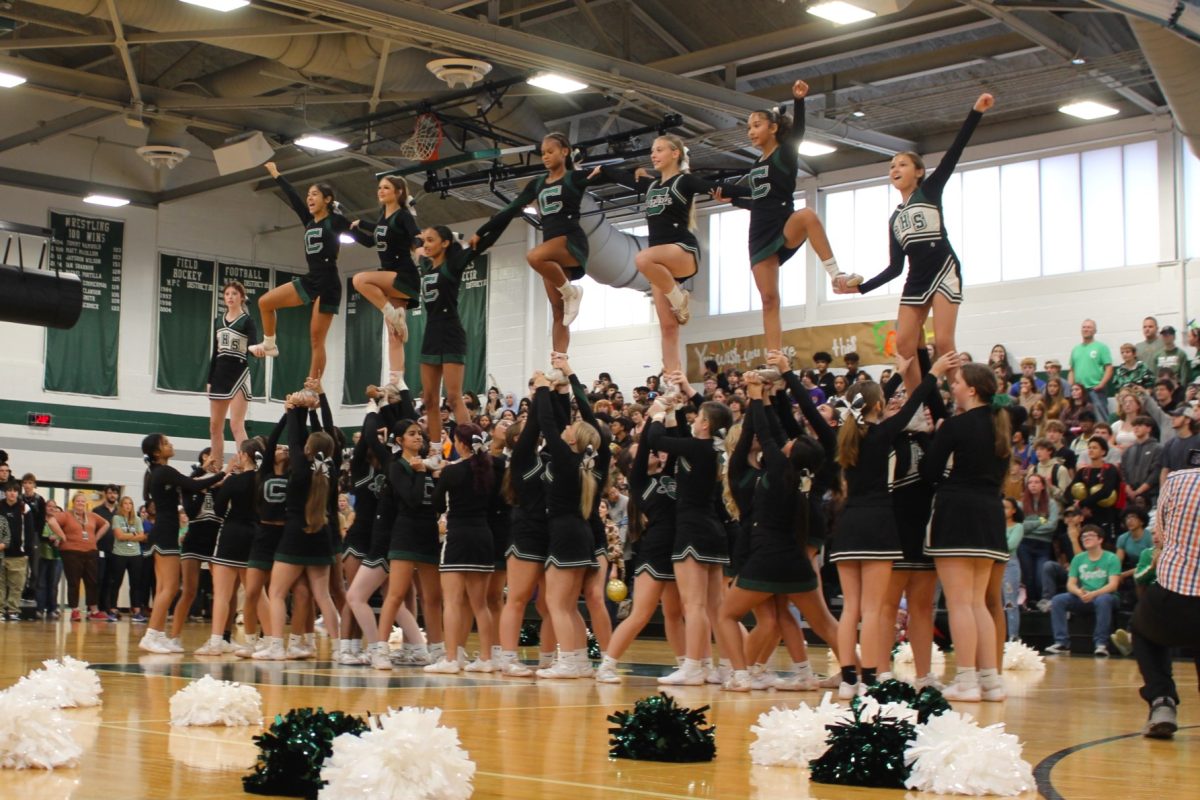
[1045, 524, 1122, 657]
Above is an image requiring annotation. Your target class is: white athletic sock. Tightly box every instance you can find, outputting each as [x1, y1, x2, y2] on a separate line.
[490, 645, 503, 661]
[501, 650, 518, 662]
[387, 371, 408, 391]
[955, 667, 979, 685]
[718, 658, 732, 669]
[601, 654, 618, 669]
[792, 660, 813, 678]
[821, 257, 841, 278]
[557, 280, 573, 297]
[429, 641, 446, 658]
[263, 334, 276, 348]
[539, 651, 557, 667]
[573, 648, 589, 664]
[303, 632, 316, 648]
[665, 284, 686, 309]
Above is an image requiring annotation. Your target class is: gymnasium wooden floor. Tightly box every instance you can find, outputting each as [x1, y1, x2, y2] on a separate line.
[1, 620, 1195, 799]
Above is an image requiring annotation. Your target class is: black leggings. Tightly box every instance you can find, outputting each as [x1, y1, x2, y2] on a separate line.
[107, 553, 146, 609]
[60, 550, 98, 608]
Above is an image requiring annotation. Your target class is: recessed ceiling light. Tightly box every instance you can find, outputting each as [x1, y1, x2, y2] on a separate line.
[798, 140, 837, 156]
[84, 194, 130, 207]
[1059, 100, 1118, 120]
[807, 1, 877, 25]
[179, 0, 250, 11]
[1071, 56, 1087, 65]
[527, 72, 588, 94]
[294, 134, 348, 152]
[852, 110, 866, 118]
[0, 71, 27, 88]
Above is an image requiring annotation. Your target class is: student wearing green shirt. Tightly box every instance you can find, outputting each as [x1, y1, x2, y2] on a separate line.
[1068, 318, 1114, 418]
[1045, 525, 1121, 656]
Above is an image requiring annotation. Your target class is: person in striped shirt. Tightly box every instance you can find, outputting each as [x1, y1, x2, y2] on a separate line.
[1131, 460, 1200, 738]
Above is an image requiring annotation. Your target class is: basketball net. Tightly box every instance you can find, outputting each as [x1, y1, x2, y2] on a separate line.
[398, 113, 443, 162]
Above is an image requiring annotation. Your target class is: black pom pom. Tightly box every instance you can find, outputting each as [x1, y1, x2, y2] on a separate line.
[913, 685, 952, 724]
[519, 621, 540, 647]
[809, 702, 916, 789]
[607, 693, 716, 762]
[587, 629, 600, 660]
[243, 707, 369, 798]
[863, 678, 917, 707]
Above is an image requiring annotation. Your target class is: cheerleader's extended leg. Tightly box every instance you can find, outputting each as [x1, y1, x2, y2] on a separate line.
[528, 236, 583, 353]
[208, 397, 232, 468]
[650, 288, 683, 375]
[254, 282, 304, 357]
[930, 292, 961, 381]
[308, 303, 334, 380]
[660, 582, 685, 659]
[782, 207, 840, 282]
[895, 303, 930, 394]
[582, 555, 613, 651]
[352, 270, 411, 340]
[635, 243, 696, 348]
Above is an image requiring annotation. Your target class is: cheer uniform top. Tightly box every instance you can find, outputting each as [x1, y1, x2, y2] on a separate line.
[731, 97, 806, 266]
[506, 388, 552, 563]
[601, 167, 751, 276]
[488, 452, 513, 568]
[388, 457, 438, 565]
[207, 311, 259, 401]
[535, 386, 597, 569]
[648, 410, 729, 566]
[857, 109, 983, 306]
[275, 175, 351, 314]
[779, 371, 839, 552]
[629, 423, 678, 581]
[475, 170, 604, 277]
[343, 409, 393, 567]
[211, 470, 257, 568]
[922, 404, 1009, 561]
[247, 414, 289, 570]
[274, 406, 336, 565]
[736, 399, 819, 594]
[351, 206, 422, 307]
[418, 243, 486, 366]
[569, 374, 615, 561]
[181, 470, 222, 561]
[828, 374, 937, 562]
[145, 464, 222, 557]
[434, 457, 495, 573]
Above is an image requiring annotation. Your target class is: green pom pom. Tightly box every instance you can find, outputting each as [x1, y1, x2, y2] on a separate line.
[243, 707, 369, 798]
[607, 693, 716, 762]
[519, 621, 540, 647]
[809, 702, 916, 789]
[587, 629, 600, 660]
[863, 678, 917, 706]
[913, 686, 952, 724]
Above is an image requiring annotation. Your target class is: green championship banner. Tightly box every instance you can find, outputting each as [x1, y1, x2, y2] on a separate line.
[269, 270, 313, 402]
[401, 254, 489, 397]
[342, 276, 383, 405]
[156, 253, 216, 393]
[685, 317, 932, 380]
[44, 211, 123, 396]
[218, 261, 269, 400]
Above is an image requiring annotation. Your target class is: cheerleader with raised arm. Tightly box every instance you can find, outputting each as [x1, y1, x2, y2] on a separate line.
[349, 175, 422, 392]
[713, 80, 845, 354]
[922, 362, 1013, 702]
[471, 133, 606, 355]
[835, 94, 996, 392]
[237, 414, 288, 657]
[423, 424, 498, 673]
[207, 281, 261, 467]
[591, 136, 750, 373]
[249, 163, 351, 382]
[829, 351, 957, 698]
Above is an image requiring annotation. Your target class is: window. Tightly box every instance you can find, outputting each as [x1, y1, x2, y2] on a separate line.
[823, 184, 901, 302]
[1182, 141, 1200, 260]
[707, 204, 806, 315]
[571, 224, 654, 332]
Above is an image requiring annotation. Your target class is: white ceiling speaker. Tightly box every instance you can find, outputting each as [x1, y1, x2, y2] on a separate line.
[137, 144, 191, 169]
[426, 58, 492, 89]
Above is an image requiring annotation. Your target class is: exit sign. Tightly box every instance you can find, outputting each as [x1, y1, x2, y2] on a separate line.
[72, 466, 93, 482]
[27, 412, 53, 428]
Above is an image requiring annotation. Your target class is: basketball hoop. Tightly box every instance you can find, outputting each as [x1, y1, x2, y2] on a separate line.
[398, 113, 443, 162]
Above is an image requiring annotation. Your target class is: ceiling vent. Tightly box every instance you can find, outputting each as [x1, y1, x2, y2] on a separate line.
[136, 144, 190, 169]
[426, 57, 492, 89]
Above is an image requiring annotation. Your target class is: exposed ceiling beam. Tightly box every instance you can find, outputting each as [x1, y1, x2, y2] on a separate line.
[0, 165, 157, 207]
[0, 24, 340, 52]
[571, 0, 621, 56]
[626, 5, 688, 55]
[104, 0, 143, 111]
[0, 108, 118, 154]
[266, 0, 914, 155]
[156, 155, 366, 204]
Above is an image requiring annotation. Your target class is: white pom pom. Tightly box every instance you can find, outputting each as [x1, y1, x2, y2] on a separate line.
[0, 692, 83, 769]
[169, 675, 262, 727]
[7, 656, 102, 708]
[749, 693, 846, 767]
[319, 707, 475, 800]
[893, 641, 945, 667]
[1003, 640, 1046, 672]
[388, 625, 405, 647]
[904, 711, 1034, 796]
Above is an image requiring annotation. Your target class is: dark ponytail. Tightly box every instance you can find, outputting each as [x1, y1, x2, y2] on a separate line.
[752, 107, 791, 144]
[141, 433, 166, 501]
[788, 436, 824, 548]
[455, 423, 493, 494]
[960, 362, 1012, 460]
[543, 132, 575, 169]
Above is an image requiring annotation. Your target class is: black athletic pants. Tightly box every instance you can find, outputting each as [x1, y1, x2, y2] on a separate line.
[1131, 582, 1200, 707]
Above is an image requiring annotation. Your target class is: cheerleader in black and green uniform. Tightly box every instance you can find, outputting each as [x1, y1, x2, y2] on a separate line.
[414, 225, 494, 462]
[207, 280, 261, 467]
[714, 80, 844, 355]
[250, 161, 350, 382]
[349, 175, 422, 392]
[472, 133, 604, 355]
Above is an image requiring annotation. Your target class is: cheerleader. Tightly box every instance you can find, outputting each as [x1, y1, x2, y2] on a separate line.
[195, 438, 263, 655]
[590, 136, 750, 373]
[339, 402, 400, 669]
[835, 94, 996, 392]
[471, 133, 604, 354]
[424, 424, 497, 673]
[713, 80, 844, 354]
[829, 351, 956, 697]
[595, 419, 685, 682]
[495, 388, 558, 676]
[349, 176, 422, 391]
[254, 400, 342, 660]
[377, 418, 442, 667]
[646, 373, 734, 686]
[249, 162, 350, 381]
[174, 450, 222, 644]
[921, 362, 1012, 702]
[207, 281, 261, 467]
[414, 225, 493, 465]
[238, 414, 288, 657]
[529, 377, 604, 679]
[715, 373, 834, 690]
[484, 422, 513, 662]
[137, 435, 229, 654]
